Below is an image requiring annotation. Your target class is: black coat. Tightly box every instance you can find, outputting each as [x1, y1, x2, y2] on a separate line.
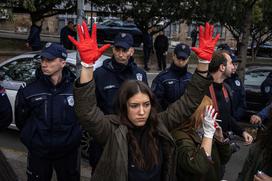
[15, 68, 81, 158]
[94, 57, 148, 114]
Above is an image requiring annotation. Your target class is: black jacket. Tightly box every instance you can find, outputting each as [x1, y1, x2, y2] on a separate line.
[224, 73, 246, 121]
[207, 82, 244, 136]
[15, 67, 81, 158]
[154, 34, 169, 53]
[0, 86, 12, 129]
[27, 24, 42, 49]
[94, 57, 148, 114]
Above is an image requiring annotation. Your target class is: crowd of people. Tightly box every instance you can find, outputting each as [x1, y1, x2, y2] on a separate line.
[1, 20, 272, 181]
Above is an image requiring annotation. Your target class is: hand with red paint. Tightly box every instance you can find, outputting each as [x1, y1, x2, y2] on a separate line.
[202, 105, 218, 139]
[192, 22, 220, 63]
[68, 21, 110, 68]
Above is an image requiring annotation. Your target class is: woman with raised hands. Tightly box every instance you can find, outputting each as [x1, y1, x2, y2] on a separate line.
[69, 22, 219, 181]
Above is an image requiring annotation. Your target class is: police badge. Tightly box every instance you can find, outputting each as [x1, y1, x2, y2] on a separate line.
[67, 96, 74, 106]
[136, 73, 143, 81]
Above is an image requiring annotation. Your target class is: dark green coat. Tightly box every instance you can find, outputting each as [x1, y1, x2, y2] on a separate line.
[73, 73, 211, 181]
[172, 129, 231, 181]
[237, 143, 272, 181]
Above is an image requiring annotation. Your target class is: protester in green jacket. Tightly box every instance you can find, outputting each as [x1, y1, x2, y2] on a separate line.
[70, 21, 219, 181]
[172, 95, 232, 181]
[237, 115, 272, 181]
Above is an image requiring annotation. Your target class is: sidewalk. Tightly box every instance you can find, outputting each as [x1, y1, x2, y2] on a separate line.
[1, 147, 92, 181]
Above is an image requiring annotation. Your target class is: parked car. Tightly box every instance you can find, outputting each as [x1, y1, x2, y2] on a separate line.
[247, 42, 272, 57]
[0, 51, 109, 158]
[244, 64, 272, 119]
[94, 19, 143, 47]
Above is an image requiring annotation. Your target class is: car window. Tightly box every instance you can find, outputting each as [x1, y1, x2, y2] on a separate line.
[0, 58, 39, 84]
[244, 70, 271, 86]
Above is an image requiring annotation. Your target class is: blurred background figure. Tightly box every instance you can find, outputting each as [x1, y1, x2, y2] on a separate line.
[142, 28, 153, 71]
[26, 19, 43, 51]
[154, 31, 169, 71]
[190, 27, 198, 47]
[60, 21, 77, 50]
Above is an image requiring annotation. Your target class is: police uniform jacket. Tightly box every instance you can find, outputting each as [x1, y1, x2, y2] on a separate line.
[224, 73, 246, 121]
[94, 57, 148, 114]
[15, 67, 82, 158]
[152, 63, 192, 110]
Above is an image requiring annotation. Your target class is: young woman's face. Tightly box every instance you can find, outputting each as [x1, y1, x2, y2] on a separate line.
[127, 92, 151, 127]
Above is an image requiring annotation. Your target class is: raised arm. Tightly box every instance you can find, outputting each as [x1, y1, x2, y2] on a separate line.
[69, 22, 112, 144]
[159, 22, 220, 130]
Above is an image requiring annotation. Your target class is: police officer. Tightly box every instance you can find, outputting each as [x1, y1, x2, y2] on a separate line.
[219, 43, 247, 121]
[0, 85, 12, 129]
[15, 43, 82, 181]
[90, 32, 148, 171]
[151, 43, 192, 111]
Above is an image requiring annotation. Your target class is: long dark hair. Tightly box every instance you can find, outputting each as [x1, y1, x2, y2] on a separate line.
[115, 80, 160, 170]
[258, 108, 272, 163]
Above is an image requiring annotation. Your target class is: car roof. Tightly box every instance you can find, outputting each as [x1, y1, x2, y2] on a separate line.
[0, 50, 110, 70]
[246, 64, 272, 72]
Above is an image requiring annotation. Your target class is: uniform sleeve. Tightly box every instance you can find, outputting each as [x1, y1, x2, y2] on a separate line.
[15, 87, 30, 130]
[0, 88, 12, 129]
[158, 73, 211, 131]
[257, 103, 271, 121]
[174, 133, 211, 175]
[151, 76, 165, 111]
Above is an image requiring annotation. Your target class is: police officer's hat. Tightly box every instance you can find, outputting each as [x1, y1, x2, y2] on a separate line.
[39, 43, 67, 60]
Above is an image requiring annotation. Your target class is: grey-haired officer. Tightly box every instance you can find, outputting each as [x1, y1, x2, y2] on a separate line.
[15, 43, 81, 181]
[151, 43, 192, 111]
[220, 44, 247, 121]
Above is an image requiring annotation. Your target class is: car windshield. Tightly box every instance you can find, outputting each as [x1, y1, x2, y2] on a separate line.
[244, 70, 271, 86]
[0, 58, 39, 84]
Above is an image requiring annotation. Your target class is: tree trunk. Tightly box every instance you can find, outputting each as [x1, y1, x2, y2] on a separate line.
[238, 7, 252, 83]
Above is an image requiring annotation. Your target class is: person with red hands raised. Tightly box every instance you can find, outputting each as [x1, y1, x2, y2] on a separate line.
[72, 22, 217, 181]
[70, 21, 148, 173]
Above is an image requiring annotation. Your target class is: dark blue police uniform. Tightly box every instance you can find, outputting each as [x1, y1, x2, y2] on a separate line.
[261, 72, 272, 100]
[15, 43, 81, 181]
[151, 63, 192, 110]
[224, 73, 246, 121]
[94, 57, 148, 114]
[0, 85, 12, 129]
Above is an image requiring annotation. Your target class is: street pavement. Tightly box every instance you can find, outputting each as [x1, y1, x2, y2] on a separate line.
[0, 128, 251, 181]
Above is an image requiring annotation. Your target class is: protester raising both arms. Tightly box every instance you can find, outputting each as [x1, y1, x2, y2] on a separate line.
[69, 21, 219, 181]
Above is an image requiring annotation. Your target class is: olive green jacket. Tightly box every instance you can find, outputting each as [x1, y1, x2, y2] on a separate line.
[73, 73, 211, 181]
[237, 143, 272, 181]
[172, 129, 232, 181]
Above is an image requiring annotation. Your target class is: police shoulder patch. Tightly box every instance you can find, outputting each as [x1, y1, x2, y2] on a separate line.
[235, 80, 240, 86]
[136, 73, 143, 81]
[67, 96, 74, 106]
